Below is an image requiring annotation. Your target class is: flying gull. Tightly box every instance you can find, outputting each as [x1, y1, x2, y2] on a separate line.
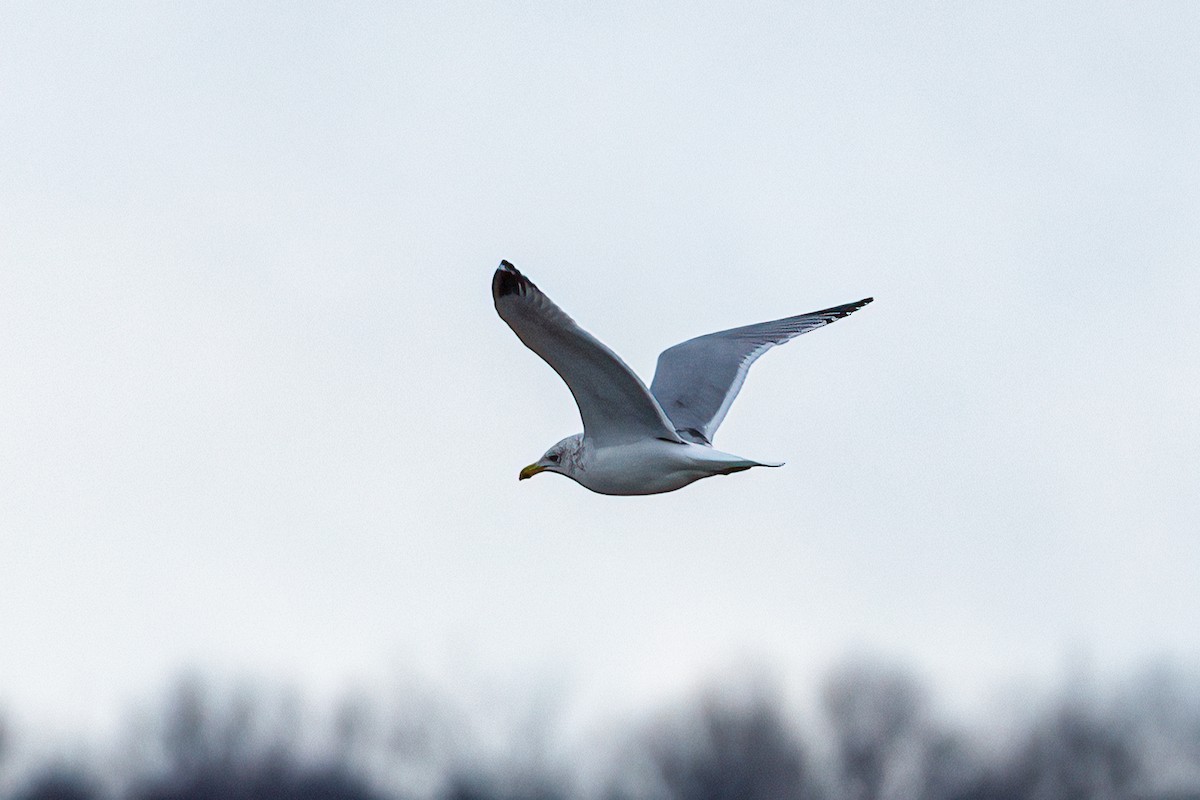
[493, 261, 872, 495]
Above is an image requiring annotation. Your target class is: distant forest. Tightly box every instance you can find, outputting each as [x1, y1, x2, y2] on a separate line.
[2, 659, 1199, 800]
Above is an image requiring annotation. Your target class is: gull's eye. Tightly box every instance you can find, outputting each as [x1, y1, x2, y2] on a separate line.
[547, 453, 560, 463]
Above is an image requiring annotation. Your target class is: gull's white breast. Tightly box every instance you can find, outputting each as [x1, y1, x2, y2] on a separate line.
[575, 439, 765, 496]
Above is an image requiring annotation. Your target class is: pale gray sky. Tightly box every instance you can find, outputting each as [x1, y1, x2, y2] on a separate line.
[2, 1, 1198, 735]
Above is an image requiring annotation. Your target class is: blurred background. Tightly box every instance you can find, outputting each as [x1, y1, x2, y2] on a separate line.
[2, 1, 1198, 798]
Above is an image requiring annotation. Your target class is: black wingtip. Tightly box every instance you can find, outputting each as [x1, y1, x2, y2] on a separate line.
[817, 296, 875, 321]
[493, 260, 526, 299]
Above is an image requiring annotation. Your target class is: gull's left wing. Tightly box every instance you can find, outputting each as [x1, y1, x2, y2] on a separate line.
[492, 261, 684, 447]
[650, 298, 873, 445]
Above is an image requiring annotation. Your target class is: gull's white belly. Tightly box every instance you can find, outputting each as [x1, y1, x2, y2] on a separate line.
[573, 439, 764, 496]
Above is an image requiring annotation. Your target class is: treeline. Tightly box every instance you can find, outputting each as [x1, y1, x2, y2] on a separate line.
[3, 659, 1199, 800]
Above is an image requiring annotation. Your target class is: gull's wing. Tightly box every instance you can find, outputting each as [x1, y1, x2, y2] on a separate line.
[650, 298, 873, 444]
[492, 261, 684, 447]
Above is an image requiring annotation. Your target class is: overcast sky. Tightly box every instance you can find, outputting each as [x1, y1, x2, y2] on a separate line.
[2, 1, 1198, 737]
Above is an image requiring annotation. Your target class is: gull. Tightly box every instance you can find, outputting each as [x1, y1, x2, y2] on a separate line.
[493, 260, 872, 495]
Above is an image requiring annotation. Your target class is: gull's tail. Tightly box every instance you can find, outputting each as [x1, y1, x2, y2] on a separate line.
[722, 459, 784, 475]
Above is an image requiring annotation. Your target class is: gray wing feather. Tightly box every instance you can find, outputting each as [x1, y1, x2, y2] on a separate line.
[650, 298, 873, 444]
[493, 262, 684, 447]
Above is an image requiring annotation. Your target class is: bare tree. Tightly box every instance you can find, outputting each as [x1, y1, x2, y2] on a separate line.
[615, 684, 819, 800]
[12, 768, 103, 800]
[128, 677, 386, 800]
[1010, 697, 1138, 800]
[821, 658, 928, 800]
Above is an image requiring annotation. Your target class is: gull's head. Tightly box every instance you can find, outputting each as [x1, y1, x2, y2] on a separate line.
[519, 434, 585, 482]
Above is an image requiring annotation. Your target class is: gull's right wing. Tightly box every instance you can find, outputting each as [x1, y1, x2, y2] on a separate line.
[649, 298, 873, 444]
[492, 261, 684, 447]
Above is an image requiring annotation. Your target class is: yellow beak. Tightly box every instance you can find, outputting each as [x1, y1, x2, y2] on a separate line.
[519, 463, 546, 480]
